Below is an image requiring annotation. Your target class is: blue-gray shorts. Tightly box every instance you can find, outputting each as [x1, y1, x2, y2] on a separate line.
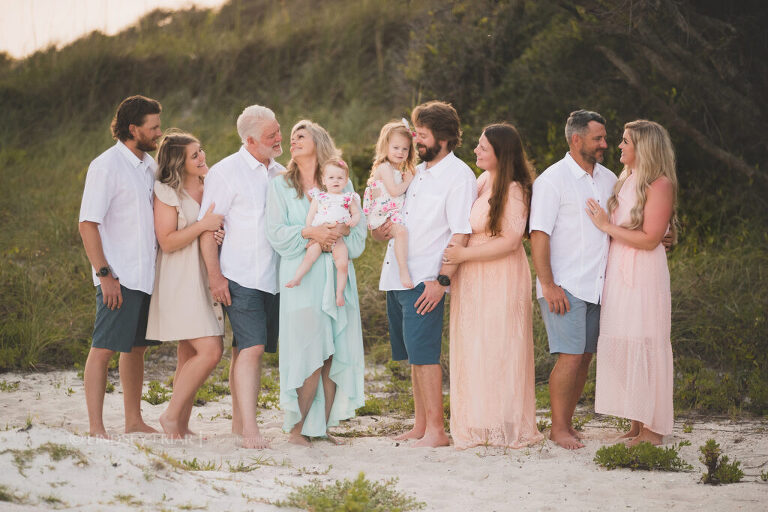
[226, 280, 279, 353]
[538, 288, 600, 355]
[91, 285, 160, 353]
[386, 282, 445, 365]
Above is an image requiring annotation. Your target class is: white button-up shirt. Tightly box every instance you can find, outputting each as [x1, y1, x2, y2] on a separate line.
[79, 141, 157, 293]
[529, 152, 617, 304]
[379, 152, 477, 291]
[199, 146, 283, 294]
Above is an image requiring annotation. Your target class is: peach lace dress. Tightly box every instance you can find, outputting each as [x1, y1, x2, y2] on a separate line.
[449, 174, 543, 449]
[595, 173, 674, 435]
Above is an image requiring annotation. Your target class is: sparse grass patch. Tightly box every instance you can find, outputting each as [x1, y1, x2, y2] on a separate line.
[356, 396, 384, 416]
[572, 414, 593, 432]
[699, 439, 744, 484]
[114, 493, 143, 506]
[0, 380, 20, 392]
[40, 494, 64, 506]
[276, 472, 425, 511]
[2, 442, 88, 476]
[682, 422, 693, 433]
[142, 380, 171, 405]
[180, 457, 220, 471]
[258, 373, 280, 409]
[536, 418, 551, 432]
[227, 455, 289, 472]
[760, 470, 767, 482]
[594, 441, 693, 471]
[602, 416, 631, 433]
[535, 384, 550, 410]
[0, 484, 27, 504]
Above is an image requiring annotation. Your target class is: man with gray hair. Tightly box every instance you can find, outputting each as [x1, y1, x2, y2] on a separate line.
[529, 110, 615, 449]
[199, 105, 283, 449]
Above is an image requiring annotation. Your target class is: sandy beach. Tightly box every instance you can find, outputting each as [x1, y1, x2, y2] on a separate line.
[1, 369, 766, 511]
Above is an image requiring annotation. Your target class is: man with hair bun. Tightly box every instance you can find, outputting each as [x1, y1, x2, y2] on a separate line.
[198, 105, 284, 449]
[78, 95, 163, 438]
[374, 100, 477, 447]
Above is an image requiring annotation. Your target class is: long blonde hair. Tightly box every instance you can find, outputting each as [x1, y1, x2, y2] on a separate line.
[285, 120, 341, 198]
[156, 130, 200, 193]
[370, 121, 416, 178]
[607, 120, 679, 242]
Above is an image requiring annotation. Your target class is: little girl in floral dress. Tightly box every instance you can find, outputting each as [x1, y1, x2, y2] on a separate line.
[286, 159, 361, 307]
[362, 120, 417, 288]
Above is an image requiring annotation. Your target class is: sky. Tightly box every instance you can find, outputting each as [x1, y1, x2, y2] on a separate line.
[0, 0, 227, 59]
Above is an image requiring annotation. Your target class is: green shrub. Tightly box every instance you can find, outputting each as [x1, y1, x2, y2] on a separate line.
[594, 441, 693, 471]
[699, 439, 744, 484]
[141, 380, 171, 405]
[277, 472, 425, 511]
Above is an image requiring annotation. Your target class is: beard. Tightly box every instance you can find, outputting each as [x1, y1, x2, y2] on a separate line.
[135, 133, 158, 153]
[580, 147, 604, 165]
[417, 141, 441, 162]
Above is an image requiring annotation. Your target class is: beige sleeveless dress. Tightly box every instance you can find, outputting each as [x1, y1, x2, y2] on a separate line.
[146, 181, 224, 341]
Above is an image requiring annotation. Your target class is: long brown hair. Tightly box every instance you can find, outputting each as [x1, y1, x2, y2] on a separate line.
[607, 120, 679, 243]
[156, 130, 199, 193]
[285, 120, 341, 198]
[482, 123, 536, 237]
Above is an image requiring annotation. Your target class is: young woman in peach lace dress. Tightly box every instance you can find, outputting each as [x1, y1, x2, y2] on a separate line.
[585, 120, 678, 446]
[443, 123, 543, 449]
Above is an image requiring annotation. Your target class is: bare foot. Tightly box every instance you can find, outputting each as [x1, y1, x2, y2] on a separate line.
[569, 426, 584, 440]
[286, 278, 300, 288]
[393, 427, 424, 441]
[400, 271, 414, 289]
[411, 431, 450, 448]
[125, 421, 158, 434]
[288, 431, 312, 447]
[88, 429, 110, 439]
[627, 428, 663, 447]
[159, 413, 184, 439]
[336, 294, 345, 307]
[550, 429, 584, 450]
[242, 428, 270, 449]
[183, 427, 197, 437]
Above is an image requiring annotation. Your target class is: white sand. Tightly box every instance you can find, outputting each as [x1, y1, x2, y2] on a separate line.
[1, 370, 767, 511]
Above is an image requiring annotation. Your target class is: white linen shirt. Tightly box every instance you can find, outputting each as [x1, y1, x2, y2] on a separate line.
[529, 152, 618, 304]
[78, 141, 157, 293]
[379, 152, 477, 291]
[199, 146, 283, 294]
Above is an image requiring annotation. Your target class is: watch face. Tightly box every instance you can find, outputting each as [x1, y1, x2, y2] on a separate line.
[438, 275, 450, 286]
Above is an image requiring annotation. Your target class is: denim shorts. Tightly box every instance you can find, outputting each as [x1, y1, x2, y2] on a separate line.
[91, 285, 160, 353]
[386, 282, 445, 365]
[538, 288, 600, 355]
[225, 280, 279, 353]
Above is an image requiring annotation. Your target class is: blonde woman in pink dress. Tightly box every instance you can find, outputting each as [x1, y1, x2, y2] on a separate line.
[443, 123, 543, 449]
[585, 120, 678, 446]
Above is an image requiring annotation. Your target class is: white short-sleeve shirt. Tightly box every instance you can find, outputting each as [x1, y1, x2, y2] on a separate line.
[379, 152, 477, 291]
[199, 146, 283, 294]
[78, 141, 157, 293]
[529, 152, 618, 304]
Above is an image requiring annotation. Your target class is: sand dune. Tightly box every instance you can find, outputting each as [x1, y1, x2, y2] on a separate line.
[1, 370, 766, 511]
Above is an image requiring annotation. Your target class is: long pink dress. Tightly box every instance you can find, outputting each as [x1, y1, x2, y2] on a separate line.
[595, 173, 674, 435]
[449, 173, 543, 449]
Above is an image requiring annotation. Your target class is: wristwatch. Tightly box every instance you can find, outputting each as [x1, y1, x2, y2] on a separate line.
[96, 265, 111, 277]
[437, 274, 451, 286]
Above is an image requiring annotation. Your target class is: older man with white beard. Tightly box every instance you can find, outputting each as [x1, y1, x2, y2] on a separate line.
[199, 105, 284, 449]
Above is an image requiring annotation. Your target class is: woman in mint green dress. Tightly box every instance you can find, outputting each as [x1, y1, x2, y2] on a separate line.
[266, 120, 366, 445]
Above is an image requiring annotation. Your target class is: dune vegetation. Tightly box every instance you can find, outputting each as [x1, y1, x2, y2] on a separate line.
[0, 0, 766, 414]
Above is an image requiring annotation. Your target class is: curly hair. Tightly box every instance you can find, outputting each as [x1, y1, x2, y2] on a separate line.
[110, 95, 162, 142]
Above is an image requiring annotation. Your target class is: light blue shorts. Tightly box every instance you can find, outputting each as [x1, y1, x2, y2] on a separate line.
[538, 288, 600, 355]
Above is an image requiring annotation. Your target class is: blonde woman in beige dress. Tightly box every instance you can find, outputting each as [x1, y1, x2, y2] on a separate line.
[443, 123, 543, 449]
[146, 131, 225, 439]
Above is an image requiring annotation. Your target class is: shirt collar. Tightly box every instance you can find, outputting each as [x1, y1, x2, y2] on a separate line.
[565, 151, 607, 180]
[239, 145, 278, 173]
[420, 151, 456, 176]
[116, 140, 151, 169]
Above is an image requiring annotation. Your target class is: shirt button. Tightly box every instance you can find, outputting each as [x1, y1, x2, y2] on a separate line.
[217, 316, 222, 321]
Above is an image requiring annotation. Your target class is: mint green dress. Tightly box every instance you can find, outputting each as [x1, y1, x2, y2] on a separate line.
[266, 174, 366, 437]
